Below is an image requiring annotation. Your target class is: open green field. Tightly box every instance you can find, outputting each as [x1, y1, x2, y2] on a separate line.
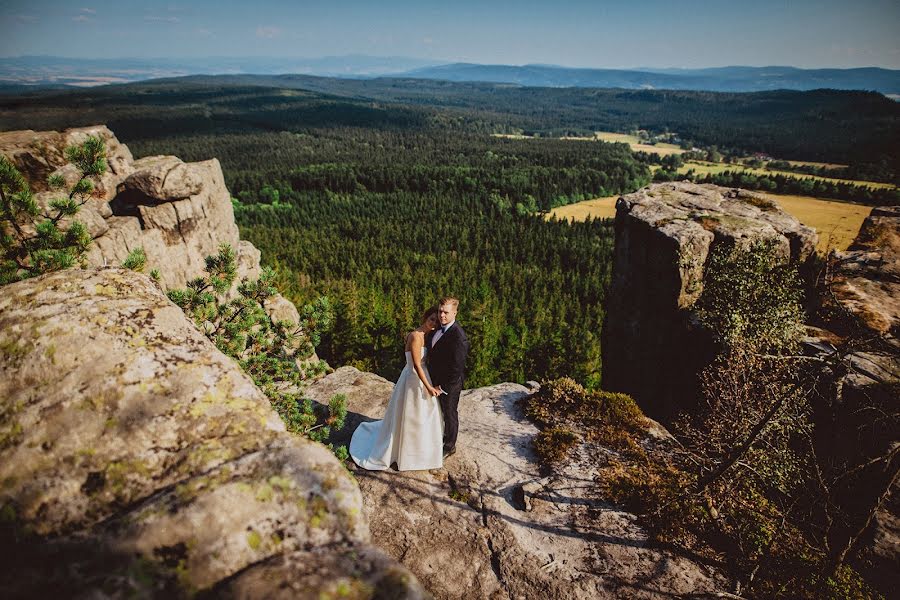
[678, 160, 895, 190]
[547, 193, 872, 252]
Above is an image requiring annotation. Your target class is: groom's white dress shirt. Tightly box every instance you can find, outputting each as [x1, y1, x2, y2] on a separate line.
[431, 320, 455, 348]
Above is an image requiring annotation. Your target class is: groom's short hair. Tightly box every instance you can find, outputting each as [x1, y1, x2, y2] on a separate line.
[439, 297, 459, 309]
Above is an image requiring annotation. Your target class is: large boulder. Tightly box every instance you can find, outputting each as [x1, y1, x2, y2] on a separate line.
[305, 367, 728, 599]
[102, 156, 242, 290]
[601, 182, 818, 420]
[0, 268, 424, 598]
[117, 155, 205, 204]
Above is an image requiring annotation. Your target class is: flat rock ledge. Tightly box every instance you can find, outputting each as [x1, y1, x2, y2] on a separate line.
[306, 366, 728, 599]
[0, 269, 425, 599]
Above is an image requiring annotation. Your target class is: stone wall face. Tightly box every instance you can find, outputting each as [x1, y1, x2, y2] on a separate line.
[601, 182, 817, 420]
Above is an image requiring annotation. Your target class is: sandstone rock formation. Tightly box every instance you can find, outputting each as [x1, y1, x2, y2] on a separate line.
[305, 367, 728, 599]
[0, 268, 425, 598]
[830, 205, 900, 335]
[0, 126, 262, 294]
[601, 182, 818, 420]
[803, 206, 899, 595]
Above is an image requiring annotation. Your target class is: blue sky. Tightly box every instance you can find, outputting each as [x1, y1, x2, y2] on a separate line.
[1, 0, 899, 68]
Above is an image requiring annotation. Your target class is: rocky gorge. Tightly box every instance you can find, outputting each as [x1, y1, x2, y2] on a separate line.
[1, 127, 897, 598]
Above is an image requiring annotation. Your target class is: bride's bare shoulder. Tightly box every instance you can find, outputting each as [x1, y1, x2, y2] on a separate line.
[404, 330, 424, 349]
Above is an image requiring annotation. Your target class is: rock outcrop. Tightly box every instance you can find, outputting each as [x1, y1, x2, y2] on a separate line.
[0, 269, 425, 598]
[0, 126, 262, 293]
[830, 205, 900, 335]
[803, 206, 899, 596]
[601, 182, 818, 420]
[304, 367, 728, 599]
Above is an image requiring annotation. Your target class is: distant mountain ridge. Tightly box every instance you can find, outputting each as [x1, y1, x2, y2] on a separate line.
[1, 55, 898, 95]
[401, 63, 900, 94]
[0, 55, 443, 88]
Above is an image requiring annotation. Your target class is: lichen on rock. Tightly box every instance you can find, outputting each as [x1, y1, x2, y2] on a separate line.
[0, 268, 424, 598]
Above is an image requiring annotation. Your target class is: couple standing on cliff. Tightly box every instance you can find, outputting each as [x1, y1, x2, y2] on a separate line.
[349, 297, 470, 471]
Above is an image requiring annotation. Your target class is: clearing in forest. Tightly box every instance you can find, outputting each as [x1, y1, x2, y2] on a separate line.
[548, 193, 872, 253]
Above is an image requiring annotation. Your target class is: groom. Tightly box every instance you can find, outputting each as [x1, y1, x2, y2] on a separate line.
[427, 297, 469, 458]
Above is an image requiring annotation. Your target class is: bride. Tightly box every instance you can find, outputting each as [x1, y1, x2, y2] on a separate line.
[349, 306, 444, 471]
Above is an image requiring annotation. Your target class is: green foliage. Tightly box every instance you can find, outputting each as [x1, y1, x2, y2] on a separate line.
[167, 244, 344, 450]
[696, 240, 806, 354]
[3, 78, 898, 168]
[236, 185, 613, 388]
[122, 247, 147, 272]
[0, 135, 106, 285]
[599, 458, 704, 544]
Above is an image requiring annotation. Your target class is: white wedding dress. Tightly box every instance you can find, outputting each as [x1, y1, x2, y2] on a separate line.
[349, 348, 444, 471]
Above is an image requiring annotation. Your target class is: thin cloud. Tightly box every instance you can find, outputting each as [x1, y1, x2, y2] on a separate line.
[256, 26, 282, 39]
[13, 14, 38, 24]
[72, 14, 91, 23]
[80, 8, 96, 14]
[144, 15, 181, 24]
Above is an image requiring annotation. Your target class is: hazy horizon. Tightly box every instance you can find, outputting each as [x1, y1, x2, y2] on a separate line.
[2, 0, 899, 70]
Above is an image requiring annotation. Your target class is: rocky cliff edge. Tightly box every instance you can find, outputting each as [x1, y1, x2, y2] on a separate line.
[0, 268, 425, 598]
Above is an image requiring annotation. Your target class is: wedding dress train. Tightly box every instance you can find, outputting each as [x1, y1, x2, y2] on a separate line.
[349, 348, 444, 471]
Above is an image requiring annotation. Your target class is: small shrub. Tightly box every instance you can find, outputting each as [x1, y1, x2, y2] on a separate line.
[696, 239, 805, 354]
[533, 427, 579, 465]
[598, 459, 704, 544]
[168, 244, 345, 453]
[1, 136, 106, 285]
[525, 377, 646, 456]
[122, 247, 147, 272]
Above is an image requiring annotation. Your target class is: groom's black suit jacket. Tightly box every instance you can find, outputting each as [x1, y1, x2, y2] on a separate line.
[426, 323, 469, 392]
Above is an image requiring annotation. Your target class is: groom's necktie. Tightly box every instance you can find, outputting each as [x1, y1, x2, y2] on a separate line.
[432, 325, 447, 348]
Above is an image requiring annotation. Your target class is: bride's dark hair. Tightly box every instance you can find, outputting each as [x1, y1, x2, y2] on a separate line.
[421, 305, 438, 323]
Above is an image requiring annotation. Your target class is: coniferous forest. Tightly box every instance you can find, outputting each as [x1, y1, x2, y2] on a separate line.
[2, 78, 897, 385]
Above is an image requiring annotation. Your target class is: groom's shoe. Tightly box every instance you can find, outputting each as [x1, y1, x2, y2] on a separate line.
[442, 446, 456, 459]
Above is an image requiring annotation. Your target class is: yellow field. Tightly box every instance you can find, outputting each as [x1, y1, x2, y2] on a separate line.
[762, 194, 872, 252]
[547, 193, 872, 252]
[593, 132, 640, 144]
[593, 131, 686, 156]
[679, 161, 895, 190]
[492, 131, 686, 156]
[547, 196, 619, 221]
[786, 160, 848, 169]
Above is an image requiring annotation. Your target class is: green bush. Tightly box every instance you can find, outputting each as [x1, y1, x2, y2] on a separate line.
[168, 244, 346, 454]
[1, 136, 106, 285]
[696, 239, 805, 353]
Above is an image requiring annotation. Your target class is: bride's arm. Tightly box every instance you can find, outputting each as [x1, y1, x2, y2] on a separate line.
[409, 333, 439, 397]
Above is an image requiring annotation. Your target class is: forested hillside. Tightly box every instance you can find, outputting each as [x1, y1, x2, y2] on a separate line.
[1, 78, 896, 385]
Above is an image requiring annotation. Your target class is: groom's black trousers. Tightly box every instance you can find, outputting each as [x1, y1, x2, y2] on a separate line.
[439, 386, 462, 450]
